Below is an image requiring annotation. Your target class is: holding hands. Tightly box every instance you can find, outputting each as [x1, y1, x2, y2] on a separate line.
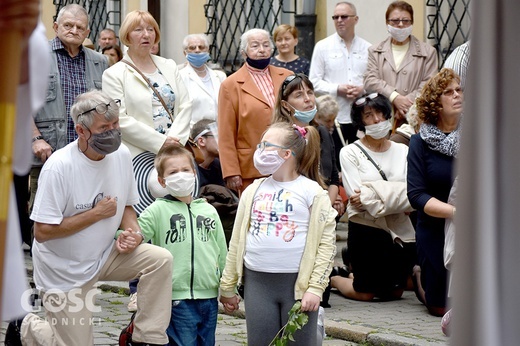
[116, 228, 142, 253]
[219, 294, 241, 314]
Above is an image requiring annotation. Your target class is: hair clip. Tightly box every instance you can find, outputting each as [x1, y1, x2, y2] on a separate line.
[293, 124, 307, 137]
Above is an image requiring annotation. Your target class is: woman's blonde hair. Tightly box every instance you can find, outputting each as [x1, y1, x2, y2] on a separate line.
[273, 24, 298, 42]
[119, 10, 161, 46]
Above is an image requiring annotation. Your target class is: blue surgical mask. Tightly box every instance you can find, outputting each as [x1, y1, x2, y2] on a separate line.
[287, 103, 317, 124]
[246, 55, 271, 70]
[294, 106, 317, 124]
[186, 52, 210, 68]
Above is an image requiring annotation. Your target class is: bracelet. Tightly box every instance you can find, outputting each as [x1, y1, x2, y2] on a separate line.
[452, 207, 456, 218]
[135, 231, 145, 244]
[32, 135, 44, 142]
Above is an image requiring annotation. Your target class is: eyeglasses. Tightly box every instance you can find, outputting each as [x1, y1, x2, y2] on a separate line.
[442, 87, 463, 97]
[387, 19, 413, 26]
[332, 15, 356, 21]
[77, 99, 121, 118]
[354, 93, 378, 106]
[186, 44, 209, 52]
[281, 74, 304, 94]
[257, 141, 289, 152]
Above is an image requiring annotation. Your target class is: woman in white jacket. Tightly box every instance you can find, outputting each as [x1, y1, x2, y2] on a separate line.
[102, 10, 192, 214]
[179, 33, 226, 129]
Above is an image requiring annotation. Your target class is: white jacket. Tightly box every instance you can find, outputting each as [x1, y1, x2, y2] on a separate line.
[179, 63, 226, 128]
[102, 54, 193, 158]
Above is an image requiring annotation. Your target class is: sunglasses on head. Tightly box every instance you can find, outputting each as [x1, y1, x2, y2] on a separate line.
[354, 93, 378, 106]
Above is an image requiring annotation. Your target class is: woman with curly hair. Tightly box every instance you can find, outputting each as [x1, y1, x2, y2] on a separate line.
[407, 68, 463, 316]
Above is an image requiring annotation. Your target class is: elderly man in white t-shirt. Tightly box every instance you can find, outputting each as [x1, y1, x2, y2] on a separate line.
[8, 90, 172, 346]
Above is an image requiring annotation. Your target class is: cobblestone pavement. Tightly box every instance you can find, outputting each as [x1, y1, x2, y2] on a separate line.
[1, 223, 450, 345]
[1, 287, 357, 345]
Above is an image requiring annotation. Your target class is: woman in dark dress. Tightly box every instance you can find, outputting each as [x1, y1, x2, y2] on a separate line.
[407, 68, 463, 316]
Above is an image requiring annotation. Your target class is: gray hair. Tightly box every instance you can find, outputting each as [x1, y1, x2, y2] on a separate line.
[56, 4, 89, 29]
[316, 94, 339, 119]
[239, 28, 273, 59]
[182, 33, 210, 50]
[71, 90, 119, 128]
[405, 102, 420, 129]
[336, 2, 357, 15]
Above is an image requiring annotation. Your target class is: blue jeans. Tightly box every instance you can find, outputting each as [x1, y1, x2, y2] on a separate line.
[167, 298, 218, 346]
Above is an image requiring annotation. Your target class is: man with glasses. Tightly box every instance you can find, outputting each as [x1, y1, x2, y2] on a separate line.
[7, 90, 173, 346]
[29, 4, 109, 217]
[309, 2, 371, 147]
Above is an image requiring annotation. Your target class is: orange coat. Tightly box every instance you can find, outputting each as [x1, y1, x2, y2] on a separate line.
[217, 64, 292, 182]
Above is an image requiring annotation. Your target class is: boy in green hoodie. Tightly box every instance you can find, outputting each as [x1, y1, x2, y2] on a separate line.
[138, 144, 228, 345]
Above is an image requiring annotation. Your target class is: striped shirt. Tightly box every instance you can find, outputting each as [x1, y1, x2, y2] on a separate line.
[51, 37, 88, 143]
[443, 41, 470, 90]
[246, 64, 275, 108]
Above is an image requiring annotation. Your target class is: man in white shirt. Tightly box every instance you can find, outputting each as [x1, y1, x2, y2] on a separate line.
[8, 90, 173, 346]
[309, 2, 371, 145]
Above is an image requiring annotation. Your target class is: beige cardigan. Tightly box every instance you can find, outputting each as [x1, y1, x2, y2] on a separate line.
[347, 180, 415, 243]
[219, 178, 337, 300]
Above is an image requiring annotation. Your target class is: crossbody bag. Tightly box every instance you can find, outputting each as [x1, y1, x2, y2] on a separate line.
[353, 142, 388, 181]
[121, 59, 204, 163]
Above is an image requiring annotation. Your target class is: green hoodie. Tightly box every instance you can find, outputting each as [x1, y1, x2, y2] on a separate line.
[138, 196, 228, 300]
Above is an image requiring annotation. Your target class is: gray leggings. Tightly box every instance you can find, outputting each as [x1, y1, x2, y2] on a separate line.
[243, 267, 318, 346]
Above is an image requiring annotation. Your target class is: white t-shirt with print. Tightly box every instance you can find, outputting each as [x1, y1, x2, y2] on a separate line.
[244, 175, 320, 273]
[30, 141, 139, 291]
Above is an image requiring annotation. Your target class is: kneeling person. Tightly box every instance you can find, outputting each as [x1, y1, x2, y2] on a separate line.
[17, 90, 173, 346]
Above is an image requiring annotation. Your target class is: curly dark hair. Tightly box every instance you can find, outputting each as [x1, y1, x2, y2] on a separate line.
[350, 93, 392, 132]
[416, 68, 461, 125]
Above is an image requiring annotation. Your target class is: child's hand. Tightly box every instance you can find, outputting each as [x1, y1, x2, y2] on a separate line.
[116, 229, 140, 253]
[219, 295, 240, 314]
[300, 292, 320, 312]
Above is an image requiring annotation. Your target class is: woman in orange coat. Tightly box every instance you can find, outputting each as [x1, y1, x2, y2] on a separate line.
[218, 28, 292, 194]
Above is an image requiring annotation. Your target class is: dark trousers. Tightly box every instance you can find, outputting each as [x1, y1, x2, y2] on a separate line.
[14, 173, 33, 247]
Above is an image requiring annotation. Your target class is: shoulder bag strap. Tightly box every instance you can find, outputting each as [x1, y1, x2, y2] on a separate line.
[352, 142, 388, 181]
[121, 59, 174, 123]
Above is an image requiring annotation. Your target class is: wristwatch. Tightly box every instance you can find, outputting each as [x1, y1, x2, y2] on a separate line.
[135, 231, 145, 244]
[32, 135, 44, 142]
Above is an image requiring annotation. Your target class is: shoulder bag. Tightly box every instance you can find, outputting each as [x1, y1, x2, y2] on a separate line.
[121, 59, 204, 164]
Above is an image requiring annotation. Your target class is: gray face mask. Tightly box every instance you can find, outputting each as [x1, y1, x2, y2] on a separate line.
[88, 128, 122, 155]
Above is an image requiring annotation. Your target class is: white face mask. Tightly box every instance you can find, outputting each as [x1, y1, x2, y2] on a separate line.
[164, 172, 195, 197]
[253, 149, 286, 175]
[387, 25, 413, 43]
[364, 120, 391, 139]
